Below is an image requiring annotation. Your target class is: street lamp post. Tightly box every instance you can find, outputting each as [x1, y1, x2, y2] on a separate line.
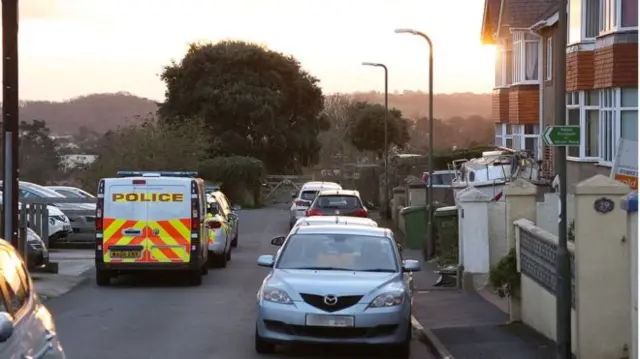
[361, 62, 390, 219]
[395, 28, 434, 259]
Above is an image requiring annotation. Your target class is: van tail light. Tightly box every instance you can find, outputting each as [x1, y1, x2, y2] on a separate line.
[295, 200, 308, 206]
[191, 198, 200, 230]
[95, 198, 104, 230]
[353, 208, 368, 217]
[207, 220, 222, 229]
[306, 208, 322, 216]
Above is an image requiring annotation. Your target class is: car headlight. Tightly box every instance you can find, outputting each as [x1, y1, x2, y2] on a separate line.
[369, 292, 405, 308]
[261, 288, 293, 304]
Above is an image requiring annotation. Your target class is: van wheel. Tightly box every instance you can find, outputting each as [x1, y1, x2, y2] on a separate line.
[96, 269, 111, 286]
[226, 248, 231, 261]
[209, 253, 227, 268]
[201, 262, 209, 275]
[188, 269, 202, 286]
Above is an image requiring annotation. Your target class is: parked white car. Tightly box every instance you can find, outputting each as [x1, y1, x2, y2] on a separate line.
[0, 192, 72, 243]
[0, 238, 66, 358]
[288, 181, 342, 229]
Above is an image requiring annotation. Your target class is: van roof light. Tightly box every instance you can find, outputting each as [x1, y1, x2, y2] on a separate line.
[116, 171, 199, 178]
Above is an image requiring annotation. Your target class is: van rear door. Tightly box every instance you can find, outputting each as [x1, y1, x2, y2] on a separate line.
[144, 178, 192, 263]
[102, 179, 148, 263]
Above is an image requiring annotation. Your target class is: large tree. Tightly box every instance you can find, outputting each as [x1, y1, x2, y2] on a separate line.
[159, 41, 328, 173]
[19, 120, 60, 184]
[345, 101, 410, 158]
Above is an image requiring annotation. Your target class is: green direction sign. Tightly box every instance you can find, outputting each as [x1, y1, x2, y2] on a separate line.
[543, 126, 580, 146]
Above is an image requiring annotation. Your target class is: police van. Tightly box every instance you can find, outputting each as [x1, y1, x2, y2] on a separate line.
[94, 171, 209, 286]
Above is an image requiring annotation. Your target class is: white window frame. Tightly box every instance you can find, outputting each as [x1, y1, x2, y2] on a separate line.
[546, 37, 553, 81]
[495, 124, 504, 146]
[512, 32, 540, 85]
[510, 124, 540, 155]
[495, 46, 508, 88]
[566, 89, 638, 165]
[599, 0, 639, 35]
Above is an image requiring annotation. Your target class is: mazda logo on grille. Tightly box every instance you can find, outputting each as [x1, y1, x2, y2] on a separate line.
[323, 295, 338, 306]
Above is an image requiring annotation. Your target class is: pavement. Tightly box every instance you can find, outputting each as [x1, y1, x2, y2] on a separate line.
[44, 205, 435, 359]
[32, 249, 94, 301]
[375, 213, 556, 359]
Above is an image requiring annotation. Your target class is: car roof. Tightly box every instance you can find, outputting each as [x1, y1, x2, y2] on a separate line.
[316, 189, 360, 197]
[290, 224, 391, 237]
[301, 182, 342, 190]
[294, 216, 378, 227]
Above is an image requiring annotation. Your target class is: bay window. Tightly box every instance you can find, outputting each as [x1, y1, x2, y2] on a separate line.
[512, 32, 539, 85]
[494, 123, 539, 155]
[566, 88, 639, 164]
[494, 43, 512, 88]
[600, 0, 638, 34]
[569, 0, 600, 43]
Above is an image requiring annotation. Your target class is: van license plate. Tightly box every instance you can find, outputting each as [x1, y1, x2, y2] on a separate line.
[305, 315, 354, 327]
[110, 250, 141, 259]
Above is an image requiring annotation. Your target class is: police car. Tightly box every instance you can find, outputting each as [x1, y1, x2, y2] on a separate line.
[94, 171, 209, 286]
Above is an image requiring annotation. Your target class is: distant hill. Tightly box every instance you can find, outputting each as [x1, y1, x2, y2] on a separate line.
[348, 91, 492, 120]
[15, 92, 159, 135]
[7, 91, 490, 135]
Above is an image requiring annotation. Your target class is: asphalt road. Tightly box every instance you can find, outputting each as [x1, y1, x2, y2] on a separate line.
[46, 206, 434, 359]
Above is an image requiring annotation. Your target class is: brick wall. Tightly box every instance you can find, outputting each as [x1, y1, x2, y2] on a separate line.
[566, 50, 595, 91]
[508, 85, 539, 124]
[492, 88, 510, 123]
[594, 42, 639, 88]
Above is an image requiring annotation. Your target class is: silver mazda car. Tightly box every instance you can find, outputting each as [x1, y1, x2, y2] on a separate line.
[255, 224, 420, 357]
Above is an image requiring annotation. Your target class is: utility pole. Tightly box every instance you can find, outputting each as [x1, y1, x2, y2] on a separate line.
[555, 0, 572, 357]
[2, 0, 20, 249]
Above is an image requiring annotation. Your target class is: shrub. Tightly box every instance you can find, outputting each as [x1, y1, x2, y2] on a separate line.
[198, 156, 265, 207]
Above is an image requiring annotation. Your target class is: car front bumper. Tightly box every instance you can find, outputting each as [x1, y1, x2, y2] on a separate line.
[256, 300, 411, 345]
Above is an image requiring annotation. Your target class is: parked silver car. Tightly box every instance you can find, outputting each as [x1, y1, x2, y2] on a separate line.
[0, 238, 66, 358]
[255, 224, 420, 357]
[47, 186, 95, 199]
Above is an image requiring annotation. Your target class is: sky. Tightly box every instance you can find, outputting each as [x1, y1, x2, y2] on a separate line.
[12, 0, 495, 101]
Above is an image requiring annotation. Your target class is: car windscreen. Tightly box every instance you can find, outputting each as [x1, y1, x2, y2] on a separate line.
[276, 233, 398, 272]
[56, 189, 84, 198]
[300, 191, 318, 201]
[314, 195, 361, 209]
[23, 185, 65, 198]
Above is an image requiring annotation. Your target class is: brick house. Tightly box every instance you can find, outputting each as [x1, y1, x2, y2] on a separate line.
[481, 0, 638, 185]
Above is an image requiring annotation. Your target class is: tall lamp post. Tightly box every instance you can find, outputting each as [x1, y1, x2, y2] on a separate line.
[361, 62, 390, 218]
[395, 28, 434, 259]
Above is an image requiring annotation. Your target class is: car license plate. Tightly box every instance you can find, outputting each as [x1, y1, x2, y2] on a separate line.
[110, 250, 141, 259]
[305, 314, 354, 327]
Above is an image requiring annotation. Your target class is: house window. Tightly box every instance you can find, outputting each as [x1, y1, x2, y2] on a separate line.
[569, 0, 601, 42]
[505, 124, 514, 148]
[546, 37, 553, 81]
[512, 32, 539, 85]
[567, 89, 638, 164]
[505, 124, 540, 155]
[495, 124, 504, 146]
[600, 0, 638, 34]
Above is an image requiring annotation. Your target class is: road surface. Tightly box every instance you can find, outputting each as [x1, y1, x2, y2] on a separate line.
[46, 206, 434, 359]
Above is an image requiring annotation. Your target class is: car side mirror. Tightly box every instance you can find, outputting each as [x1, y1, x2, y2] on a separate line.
[291, 193, 297, 199]
[257, 254, 275, 267]
[270, 236, 285, 246]
[0, 313, 14, 343]
[402, 259, 421, 272]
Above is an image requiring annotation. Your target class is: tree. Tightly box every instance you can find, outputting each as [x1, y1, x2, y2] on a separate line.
[345, 101, 410, 158]
[318, 94, 357, 165]
[79, 116, 209, 188]
[19, 120, 60, 184]
[159, 41, 328, 173]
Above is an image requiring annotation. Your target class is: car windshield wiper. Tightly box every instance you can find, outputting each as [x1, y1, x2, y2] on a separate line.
[359, 268, 396, 272]
[291, 266, 352, 271]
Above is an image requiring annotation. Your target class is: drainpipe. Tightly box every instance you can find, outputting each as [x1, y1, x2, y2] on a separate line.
[529, 21, 546, 161]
